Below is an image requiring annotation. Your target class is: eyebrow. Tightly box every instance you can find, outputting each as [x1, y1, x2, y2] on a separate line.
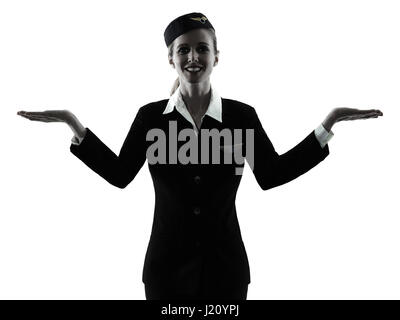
[177, 42, 210, 48]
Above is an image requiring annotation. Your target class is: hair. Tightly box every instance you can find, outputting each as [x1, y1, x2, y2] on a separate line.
[168, 28, 218, 96]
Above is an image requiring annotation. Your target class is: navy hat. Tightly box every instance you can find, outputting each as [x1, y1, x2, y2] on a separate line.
[164, 12, 215, 47]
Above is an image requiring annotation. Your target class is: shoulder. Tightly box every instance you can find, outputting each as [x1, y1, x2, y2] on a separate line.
[222, 97, 256, 113]
[222, 98, 258, 123]
[136, 98, 169, 118]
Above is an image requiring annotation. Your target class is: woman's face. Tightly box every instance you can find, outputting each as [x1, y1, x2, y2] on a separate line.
[169, 28, 219, 85]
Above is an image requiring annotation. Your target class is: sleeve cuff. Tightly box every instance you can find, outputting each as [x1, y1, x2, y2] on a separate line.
[71, 129, 88, 145]
[314, 123, 334, 148]
[71, 136, 80, 145]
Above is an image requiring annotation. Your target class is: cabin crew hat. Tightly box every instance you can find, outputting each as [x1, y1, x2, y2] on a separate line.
[164, 12, 215, 47]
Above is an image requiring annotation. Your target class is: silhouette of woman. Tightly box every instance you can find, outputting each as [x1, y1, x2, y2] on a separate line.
[17, 12, 383, 300]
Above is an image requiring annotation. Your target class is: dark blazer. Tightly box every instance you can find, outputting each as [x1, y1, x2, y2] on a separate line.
[70, 98, 329, 294]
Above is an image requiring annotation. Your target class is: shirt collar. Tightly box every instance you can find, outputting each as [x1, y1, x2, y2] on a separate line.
[162, 84, 223, 125]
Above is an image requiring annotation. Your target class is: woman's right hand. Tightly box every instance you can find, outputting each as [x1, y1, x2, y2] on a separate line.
[17, 109, 86, 140]
[17, 109, 73, 123]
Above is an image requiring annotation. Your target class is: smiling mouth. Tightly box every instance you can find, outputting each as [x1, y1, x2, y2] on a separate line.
[185, 67, 203, 73]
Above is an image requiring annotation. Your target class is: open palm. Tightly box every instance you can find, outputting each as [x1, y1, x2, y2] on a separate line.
[333, 107, 383, 122]
[17, 110, 72, 123]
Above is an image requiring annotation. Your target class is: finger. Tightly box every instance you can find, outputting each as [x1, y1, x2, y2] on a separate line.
[19, 113, 56, 119]
[18, 113, 44, 119]
[356, 112, 377, 118]
[351, 113, 378, 119]
[358, 115, 379, 119]
[18, 114, 61, 122]
[339, 114, 369, 121]
[354, 109, 377, 116]
[364, 111, 383, 117]
[31, 115, 62, 121]
[18, 114, 38, 119]
[19, 111, 46, 116]
[343, 113, 381, 120]
[363, 109, 383, 116]
[21, 116, 52, 122]
[351, 111, 382, 118]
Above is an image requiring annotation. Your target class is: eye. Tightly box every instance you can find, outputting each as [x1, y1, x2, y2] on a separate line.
[177, 47, 189, 54]
[177, 45, 209, 54]
[198, 45, 209, 52]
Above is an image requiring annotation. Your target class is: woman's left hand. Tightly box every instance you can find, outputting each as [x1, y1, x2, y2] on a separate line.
[322, 108, 383, 131]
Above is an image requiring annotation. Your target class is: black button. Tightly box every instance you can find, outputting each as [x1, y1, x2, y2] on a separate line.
[194, 175, 201, 184]
[193, 207, 201, 215]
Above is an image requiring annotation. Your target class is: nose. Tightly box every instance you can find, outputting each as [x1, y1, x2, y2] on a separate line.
[188, 47, 199, 62]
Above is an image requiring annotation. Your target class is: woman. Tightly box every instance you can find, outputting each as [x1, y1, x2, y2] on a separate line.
[17, 12, 383, 300]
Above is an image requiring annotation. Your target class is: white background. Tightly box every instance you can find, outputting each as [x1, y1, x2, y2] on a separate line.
[1, 0, 399, 299]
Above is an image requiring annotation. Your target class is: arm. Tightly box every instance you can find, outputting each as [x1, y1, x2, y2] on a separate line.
[17, 108, 148, 188]
[247, 105, 383, 191]
[247, 107, 330, 191]
[69, 108, 148, 189]
[67, 113, 87, 145]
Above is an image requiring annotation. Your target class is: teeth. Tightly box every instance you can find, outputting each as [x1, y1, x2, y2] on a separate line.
[186, 67, 201, 72]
